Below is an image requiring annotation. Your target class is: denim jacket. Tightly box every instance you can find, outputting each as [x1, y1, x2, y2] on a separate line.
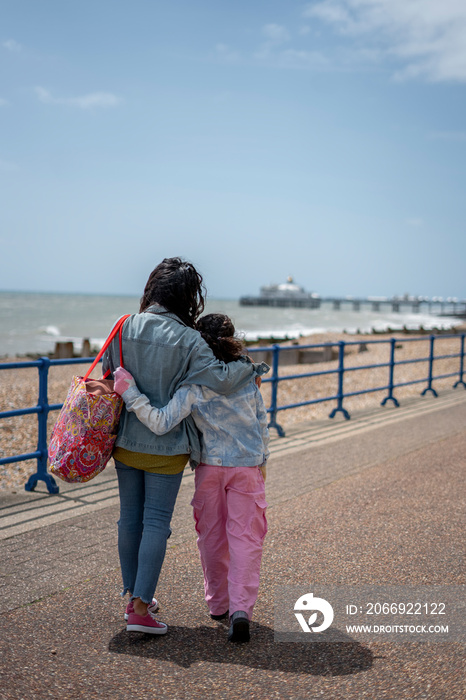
[122, 379, 270, 468]
[102, 305, 267, 465]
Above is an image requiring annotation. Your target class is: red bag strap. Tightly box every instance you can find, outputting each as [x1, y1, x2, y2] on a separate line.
[84, 314, 131, 381]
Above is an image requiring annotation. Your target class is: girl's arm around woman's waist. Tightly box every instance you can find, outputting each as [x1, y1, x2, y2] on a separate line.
[114, 367, 200, 435]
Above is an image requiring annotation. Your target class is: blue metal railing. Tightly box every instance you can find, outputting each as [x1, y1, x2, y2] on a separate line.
[0, 357, 94, 494]
[247, 333, 466, 437]
[0, 334, 465, 493]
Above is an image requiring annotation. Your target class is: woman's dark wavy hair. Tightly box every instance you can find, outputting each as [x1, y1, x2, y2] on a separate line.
[196, 313, 245, 364]
[139, 257, 206, 328]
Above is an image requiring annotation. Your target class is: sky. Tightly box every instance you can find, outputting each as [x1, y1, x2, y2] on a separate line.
[1, 0, 466, 301]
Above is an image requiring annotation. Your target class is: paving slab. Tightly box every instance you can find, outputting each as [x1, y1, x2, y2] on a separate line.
[0, 389, 465, 699]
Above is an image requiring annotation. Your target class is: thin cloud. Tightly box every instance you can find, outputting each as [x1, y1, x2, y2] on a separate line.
[262, 24, 291, 44]
[303, 0, 466, 82]
[34, 87, 122, 109]
[3, 39, 22, 52]
[278, 49, 329, 69]
[255, 23, 295, 63]
[253, 21, 333, 71]
[215, 43, 240, 63]
[306, 2, 354, 28]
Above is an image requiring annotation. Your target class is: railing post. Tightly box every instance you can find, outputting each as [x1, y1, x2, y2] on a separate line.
[453, 334, 466, 389]
[381, 337, 400, 407]
[421, 335, 438, 397]
[267, 344, 285, 437]
[25, 357, 59, 494]
[329, 341, 350, 420]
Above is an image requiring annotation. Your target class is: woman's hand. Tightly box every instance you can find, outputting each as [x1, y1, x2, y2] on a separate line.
[114, 367, 136, 396]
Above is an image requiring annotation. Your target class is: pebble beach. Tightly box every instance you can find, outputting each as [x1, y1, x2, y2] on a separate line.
[1, 328, 465, 491]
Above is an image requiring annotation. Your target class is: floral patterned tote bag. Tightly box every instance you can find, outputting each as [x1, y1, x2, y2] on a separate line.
[48, 314, 131, 483]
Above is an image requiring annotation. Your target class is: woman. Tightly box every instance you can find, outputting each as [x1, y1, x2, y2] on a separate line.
[103, 258, 260, 634]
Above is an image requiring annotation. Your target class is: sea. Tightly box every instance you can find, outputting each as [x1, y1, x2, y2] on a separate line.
[0, 291, 462, 358]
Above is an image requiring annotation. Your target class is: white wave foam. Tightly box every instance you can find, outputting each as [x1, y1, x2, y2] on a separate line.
[241, 316, 461, 341]
[41, 325, 60, 336]
[242, 327, 328, 341]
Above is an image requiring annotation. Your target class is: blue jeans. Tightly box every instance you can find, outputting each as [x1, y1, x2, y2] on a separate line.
[115, 460, 184, 604]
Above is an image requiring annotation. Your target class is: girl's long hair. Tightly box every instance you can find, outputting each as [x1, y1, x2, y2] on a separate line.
[196, 313, 245, 364]
[139, 257, 206, 328]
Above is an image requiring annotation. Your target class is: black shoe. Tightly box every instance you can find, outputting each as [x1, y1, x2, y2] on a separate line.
[228, 611, 250, 643]
[210, 610, 229, 621]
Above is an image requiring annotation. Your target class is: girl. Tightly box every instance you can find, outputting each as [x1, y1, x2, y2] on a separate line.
[103, 260, 260, 636]
[114, 313, 269, 643]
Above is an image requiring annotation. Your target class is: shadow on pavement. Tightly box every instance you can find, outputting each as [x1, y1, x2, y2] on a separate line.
[109, 622, 373, 676]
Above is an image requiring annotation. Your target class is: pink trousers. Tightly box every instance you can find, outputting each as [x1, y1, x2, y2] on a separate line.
[191, 464, 268, 621]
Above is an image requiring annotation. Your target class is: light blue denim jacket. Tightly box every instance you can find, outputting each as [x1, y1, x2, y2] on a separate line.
[102, 305, 267, 466]
[122, 379, 270, 468]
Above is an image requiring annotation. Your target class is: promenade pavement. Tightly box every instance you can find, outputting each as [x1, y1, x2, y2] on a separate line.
[0, 389, 465, 699]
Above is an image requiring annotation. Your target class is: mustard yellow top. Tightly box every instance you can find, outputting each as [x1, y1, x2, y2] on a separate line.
[113, 447, 188, 474]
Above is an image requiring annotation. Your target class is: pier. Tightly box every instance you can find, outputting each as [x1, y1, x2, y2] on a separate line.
[239, 294, 466, 316]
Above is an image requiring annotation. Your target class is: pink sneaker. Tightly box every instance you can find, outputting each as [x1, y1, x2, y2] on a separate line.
[124, 597, 159, 621]
[126, 610, 168, 634]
